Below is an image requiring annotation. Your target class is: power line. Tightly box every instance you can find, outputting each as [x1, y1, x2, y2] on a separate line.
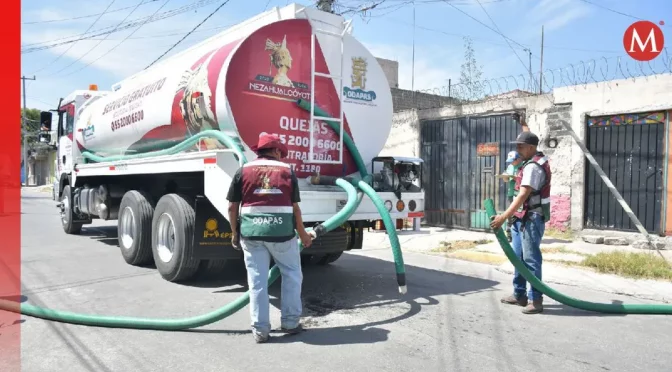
[45, 1, 145, 77]
[60, 0, 173, 78]
[145, 0, 233, 69]
[440, 0, 527, 50]
[84, 24, 235, 41]
[470, 0, 535, 87]
[21, 0, 160, 25]
[21, 0, 222, 52]
[579, 0, 669, 27]
[29, 0, 117, 75]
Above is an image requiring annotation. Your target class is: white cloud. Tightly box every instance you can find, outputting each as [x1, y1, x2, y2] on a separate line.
[527, 0, 593, 32]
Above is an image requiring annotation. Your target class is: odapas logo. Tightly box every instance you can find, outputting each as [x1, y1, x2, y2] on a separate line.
[623, 20, 665, 62]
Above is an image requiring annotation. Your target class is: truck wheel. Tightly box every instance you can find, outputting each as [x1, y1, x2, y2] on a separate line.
[151, 194, 200, 282]
[318, 252, 344, 265]
[60, 185, 82, 235]
[300, 254, 324, 266]
[118, 190, 155, 266]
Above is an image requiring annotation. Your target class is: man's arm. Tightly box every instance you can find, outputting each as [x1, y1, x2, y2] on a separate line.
[226, 169, 243, 235]
[498, 186, 532, 220]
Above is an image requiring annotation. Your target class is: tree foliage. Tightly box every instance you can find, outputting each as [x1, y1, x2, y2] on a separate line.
[458, 36, 485, 101]
[21, 108, 42, 146]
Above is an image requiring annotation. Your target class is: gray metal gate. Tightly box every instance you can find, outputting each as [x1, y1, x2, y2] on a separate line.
[420, 114, 521, 229]
[584, 111, 667, 234]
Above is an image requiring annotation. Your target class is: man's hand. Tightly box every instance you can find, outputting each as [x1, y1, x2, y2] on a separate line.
[231, 232, 241, 250]
[299, 231, 315, 248]
[490, 215, 506, 231]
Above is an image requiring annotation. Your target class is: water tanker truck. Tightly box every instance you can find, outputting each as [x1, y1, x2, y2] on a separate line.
[42, 3, 425, 283]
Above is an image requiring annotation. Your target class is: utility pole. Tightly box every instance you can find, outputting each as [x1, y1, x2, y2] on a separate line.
[539, 25, 544, 94]
[524, 48, 532, 92]
[21, 75, 36, 186]
[411, 0, 416, 91]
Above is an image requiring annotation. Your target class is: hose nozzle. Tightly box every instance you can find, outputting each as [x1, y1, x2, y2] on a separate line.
[396, 273, 406, 294]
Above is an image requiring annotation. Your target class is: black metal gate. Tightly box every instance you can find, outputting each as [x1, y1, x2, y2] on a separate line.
[420, 114, 520, 229]
[584, 111, 667, 234]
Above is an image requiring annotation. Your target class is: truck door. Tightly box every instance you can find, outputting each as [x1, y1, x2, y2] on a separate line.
[58, 103, 76, 175]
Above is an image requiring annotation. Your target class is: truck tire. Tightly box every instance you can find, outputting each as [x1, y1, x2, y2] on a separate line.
[118, 190, 155, 266]
[318, 252, 343, 265]
[60, 185, 82, 235]
[151, 194, 200, 282]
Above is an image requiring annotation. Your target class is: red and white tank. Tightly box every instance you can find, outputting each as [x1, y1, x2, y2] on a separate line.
[74, 4, 393, 178]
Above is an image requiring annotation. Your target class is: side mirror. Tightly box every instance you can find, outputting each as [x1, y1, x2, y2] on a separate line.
[40, 111, 53, 131]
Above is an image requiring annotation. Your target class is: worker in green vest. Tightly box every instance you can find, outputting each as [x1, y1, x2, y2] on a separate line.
[502, 151, 523, 241]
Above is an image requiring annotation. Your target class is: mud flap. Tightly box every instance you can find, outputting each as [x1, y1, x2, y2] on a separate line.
[191, 196, 243, 260]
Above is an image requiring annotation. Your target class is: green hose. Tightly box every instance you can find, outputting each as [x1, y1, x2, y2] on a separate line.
[296, 99, 367, 179]
[355, 179, 406, 293]
[0, 179, 358, 330]
[484, 198, 672, 314]
[81, 130, 247, 167]
[296, 99, 406, 292]
[0, 116, 408, 329]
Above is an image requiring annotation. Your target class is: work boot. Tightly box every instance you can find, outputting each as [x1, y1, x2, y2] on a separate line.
[522, 299, 543, 314]
[279, 324, 304, 335]
[253, 332, 269, 344]
[501, 295, 528, 307]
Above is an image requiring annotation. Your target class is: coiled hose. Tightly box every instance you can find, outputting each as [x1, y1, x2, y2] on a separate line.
[0, 104, 408, 329]
[484, 199, 672, 314]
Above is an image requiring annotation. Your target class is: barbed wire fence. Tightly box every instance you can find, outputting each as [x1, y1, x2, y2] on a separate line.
[407, 50, 672, 109]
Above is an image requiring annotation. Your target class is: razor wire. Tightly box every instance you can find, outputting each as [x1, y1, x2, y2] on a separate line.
[414, 50, 672, 103]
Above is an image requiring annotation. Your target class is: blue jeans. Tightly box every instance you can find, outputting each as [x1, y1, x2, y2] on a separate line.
[510, 213, 545, 301]
[240, 238, 303, 337]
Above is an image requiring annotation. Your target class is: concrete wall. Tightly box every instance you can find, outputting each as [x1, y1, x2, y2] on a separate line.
[383, 74, 672, 231]
[375, 58, 399, 88]
[390, 88, 458, 112]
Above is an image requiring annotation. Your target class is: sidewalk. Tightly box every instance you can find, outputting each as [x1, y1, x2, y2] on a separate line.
[363, 227, 672, 304]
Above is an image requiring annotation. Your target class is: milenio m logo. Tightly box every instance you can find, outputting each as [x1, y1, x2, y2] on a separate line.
[623, 20, 665, 62]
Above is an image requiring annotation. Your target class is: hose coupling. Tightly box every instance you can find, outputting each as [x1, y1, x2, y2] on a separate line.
[312, 223, 328, 239]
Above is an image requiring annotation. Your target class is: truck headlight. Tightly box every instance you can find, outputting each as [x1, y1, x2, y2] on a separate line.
[408, 200, 417, 212]
[396, 200, 405, 212]
[384, 200, 393, 211]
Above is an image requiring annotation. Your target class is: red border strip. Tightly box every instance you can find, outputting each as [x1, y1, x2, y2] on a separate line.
[2, 0, 22, 370]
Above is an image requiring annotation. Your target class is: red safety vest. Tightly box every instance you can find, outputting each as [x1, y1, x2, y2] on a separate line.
[239, 156, 296, 242]
[513, 152, 552, 222]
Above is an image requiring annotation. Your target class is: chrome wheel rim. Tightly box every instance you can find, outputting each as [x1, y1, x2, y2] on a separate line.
[156, 213, 176, 263]
[119, 206, 136, 249]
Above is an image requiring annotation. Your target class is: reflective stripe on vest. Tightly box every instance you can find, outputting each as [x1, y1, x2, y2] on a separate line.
[239, 158, 295, 240]
[513, 153, 552, 222]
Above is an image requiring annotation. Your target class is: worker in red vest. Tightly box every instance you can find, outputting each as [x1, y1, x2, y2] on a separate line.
[490, 131, 551, 314]
[226, 132, 314, 343]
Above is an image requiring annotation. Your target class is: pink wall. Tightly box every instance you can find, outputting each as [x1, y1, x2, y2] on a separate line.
[548, 194, 571, 230]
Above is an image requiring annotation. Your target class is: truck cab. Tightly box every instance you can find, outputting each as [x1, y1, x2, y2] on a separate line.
[371, 156, 425, 221]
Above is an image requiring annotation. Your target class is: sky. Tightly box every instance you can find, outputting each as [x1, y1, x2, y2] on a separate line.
[20, 0, 671, 111]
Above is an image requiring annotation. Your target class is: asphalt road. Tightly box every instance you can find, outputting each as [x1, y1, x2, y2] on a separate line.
[8, 190, 672, 372]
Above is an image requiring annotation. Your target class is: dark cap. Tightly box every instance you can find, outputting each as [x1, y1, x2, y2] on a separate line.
[511, 131, 539, 146]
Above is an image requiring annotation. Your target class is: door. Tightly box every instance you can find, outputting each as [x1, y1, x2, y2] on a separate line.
[584, 111, 666, 234]
[420, 113, 519, 229]
[468, 115, 520, 229]
[420, 118, 470, 228]
[58, 103, 76, 175]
